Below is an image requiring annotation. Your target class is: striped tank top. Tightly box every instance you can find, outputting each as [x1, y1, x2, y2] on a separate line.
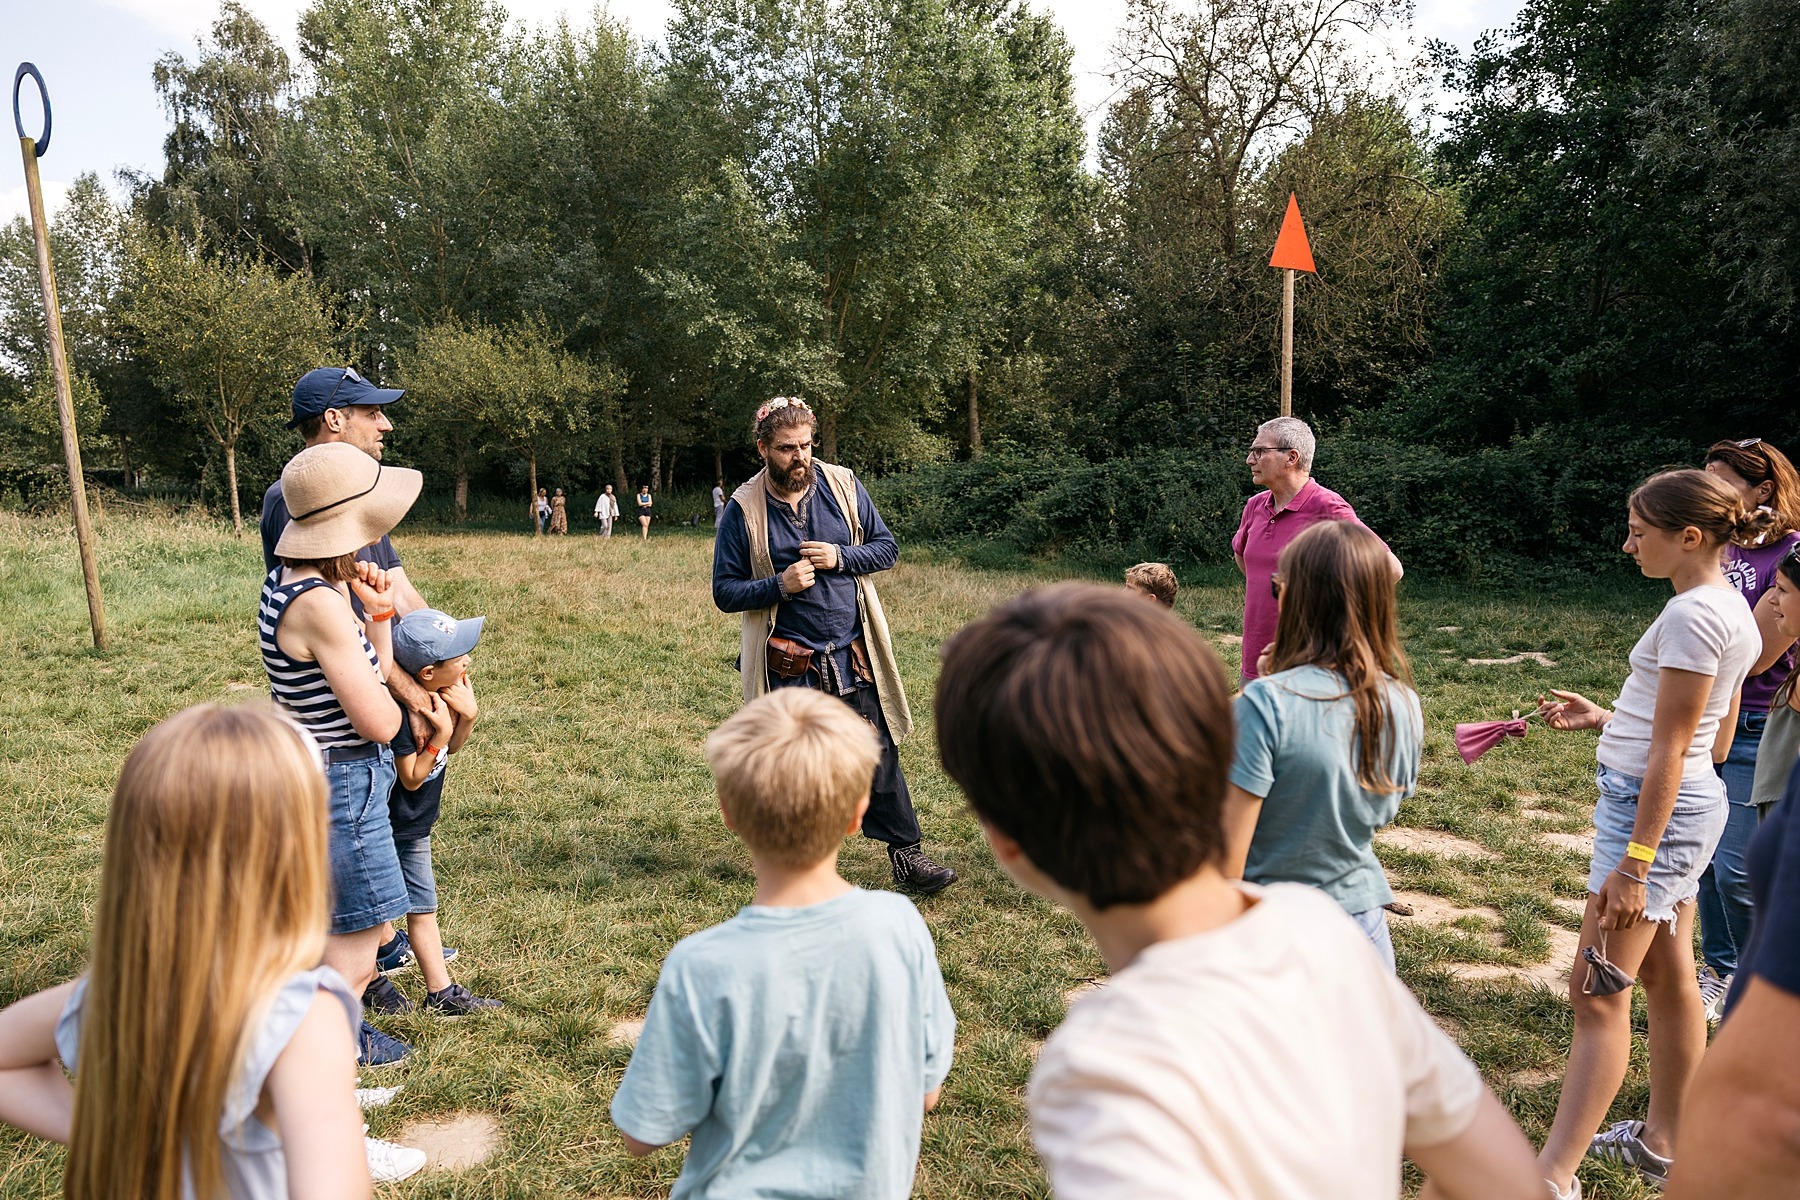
[258, 569, 382, 750]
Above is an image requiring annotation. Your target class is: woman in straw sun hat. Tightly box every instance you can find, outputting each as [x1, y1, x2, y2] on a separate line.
[259, 442, 425, 1072]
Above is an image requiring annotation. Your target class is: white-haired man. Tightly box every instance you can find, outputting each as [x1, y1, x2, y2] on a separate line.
[1231, 417, 1402, 683]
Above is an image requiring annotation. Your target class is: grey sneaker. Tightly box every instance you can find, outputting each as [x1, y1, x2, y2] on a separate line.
[1588, 1120, 1671, 1187]
[1698, 967, 1733, 1026]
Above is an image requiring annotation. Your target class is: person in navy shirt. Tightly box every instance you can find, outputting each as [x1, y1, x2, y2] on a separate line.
[713, 397, 956, 895]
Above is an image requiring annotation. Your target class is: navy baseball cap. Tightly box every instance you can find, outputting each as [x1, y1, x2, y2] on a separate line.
[288, 367, 404, 429]
[392, 609, 486, 675]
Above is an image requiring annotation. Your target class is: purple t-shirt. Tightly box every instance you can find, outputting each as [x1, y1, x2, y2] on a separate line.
[1231, 479, 1386, 683]
[1725, 532, 1800, 713]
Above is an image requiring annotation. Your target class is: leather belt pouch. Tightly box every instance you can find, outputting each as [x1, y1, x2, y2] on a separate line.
[767, 636, 815, 679]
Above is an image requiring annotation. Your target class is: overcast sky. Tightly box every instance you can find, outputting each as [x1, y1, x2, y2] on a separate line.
[2, 0, 1524, 224]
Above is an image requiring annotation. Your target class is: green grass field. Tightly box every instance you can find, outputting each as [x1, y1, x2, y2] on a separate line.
[0, 509, 1679, 1198]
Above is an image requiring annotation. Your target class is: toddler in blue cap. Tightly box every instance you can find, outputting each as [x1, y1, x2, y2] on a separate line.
[363, 608, 504, 1019]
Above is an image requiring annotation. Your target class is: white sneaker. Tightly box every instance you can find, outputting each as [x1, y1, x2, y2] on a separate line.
[1546, 1178, 1582, 1200]
[356, 1085, 402, 1110]
[1698, 967, 1734, 1026]
[364, 1131, 427, 1183]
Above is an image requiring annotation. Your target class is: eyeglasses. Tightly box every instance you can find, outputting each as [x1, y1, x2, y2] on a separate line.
[1248, 445, 1293, 458]
[323, 367, 366, 412]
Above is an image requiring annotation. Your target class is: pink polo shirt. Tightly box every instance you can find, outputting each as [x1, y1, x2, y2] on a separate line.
[1231, 478, 1382, 682]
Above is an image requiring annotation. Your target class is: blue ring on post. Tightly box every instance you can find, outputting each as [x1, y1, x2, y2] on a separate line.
[13, 63, 51, 158]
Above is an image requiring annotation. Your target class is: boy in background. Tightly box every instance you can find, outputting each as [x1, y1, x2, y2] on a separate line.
[612, 688, 954, 1199]
[933, 583, 1540, 1200]
[1124, 561, 1178, 608]
[368, 608, 503, 1017]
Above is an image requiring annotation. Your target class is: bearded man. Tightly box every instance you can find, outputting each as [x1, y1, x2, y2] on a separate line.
[711, 396, 957, 895]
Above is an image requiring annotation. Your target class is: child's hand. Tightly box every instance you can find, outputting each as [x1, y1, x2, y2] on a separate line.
[349, 561, 397, 616]
[424, 693, 455, 745]
[1535, 689, 1607, 731]
[442, 673, 478, 721]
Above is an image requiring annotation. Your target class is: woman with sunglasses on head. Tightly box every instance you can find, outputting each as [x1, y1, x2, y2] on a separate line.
[1221, 520, 1422, 971]
[1532, 470, 1769, 1197]
[1693, 438, 1800, 1018]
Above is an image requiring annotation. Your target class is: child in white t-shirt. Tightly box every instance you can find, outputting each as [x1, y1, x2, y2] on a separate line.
[932, 582, 1541, 1200]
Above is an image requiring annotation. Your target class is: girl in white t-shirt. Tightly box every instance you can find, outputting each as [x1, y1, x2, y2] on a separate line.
[0, 705, 377, 1199]
[1533, 470, 1767, 1198]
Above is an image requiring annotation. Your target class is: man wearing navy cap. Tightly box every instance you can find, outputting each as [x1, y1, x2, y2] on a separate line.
[260, 367, 425, 617]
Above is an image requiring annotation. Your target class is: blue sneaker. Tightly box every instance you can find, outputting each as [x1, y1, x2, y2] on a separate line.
[378, 929, 458, 974]
[362, 974, 413, 1015]
[357, 1021, 412, 1068]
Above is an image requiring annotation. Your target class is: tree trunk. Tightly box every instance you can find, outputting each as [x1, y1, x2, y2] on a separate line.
[454, 453, 469, 522]
[820, 409, 839, 464]
[967, 365, 982, 460]
[714, 443, 724, 488]
[651, 435, 663, 493]
[612, 441, 629, 497]
[667, 444, 678, 494]
[224, 440, 243, 538]
[118, 436, 135, 490]
[529, 450, 540, 537]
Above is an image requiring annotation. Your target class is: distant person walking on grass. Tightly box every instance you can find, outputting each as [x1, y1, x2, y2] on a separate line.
[595, 484, 620, 536]
[713, 395, 957, 895]
[534, 488, 551, 536]
[1692, 437, 1800, 1021]
[1222, 521, 1422, 971]
[1232, 417, 1400, 682]
[550, 488, 568, 535]
[713, 479, 726, 529]
[612, 688, 955, 1198]
[636, 485, 653, 540]
[1532, 470, 1765, 1198]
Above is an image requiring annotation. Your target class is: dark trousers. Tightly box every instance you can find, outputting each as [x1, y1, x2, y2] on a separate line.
[770, 674, 921, 848]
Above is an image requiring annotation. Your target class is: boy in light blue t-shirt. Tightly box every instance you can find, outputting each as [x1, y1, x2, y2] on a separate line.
[611, 688, 955, 1200]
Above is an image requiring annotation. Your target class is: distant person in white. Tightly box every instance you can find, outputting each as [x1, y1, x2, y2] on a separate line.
[713, 479, 726, 529]
[595, 485, 620, 537]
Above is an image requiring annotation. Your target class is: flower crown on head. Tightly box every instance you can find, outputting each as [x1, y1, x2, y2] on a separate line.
[754, 395, 812, 424]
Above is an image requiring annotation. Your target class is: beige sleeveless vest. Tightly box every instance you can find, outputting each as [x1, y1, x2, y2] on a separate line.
[729, 462, 913, 743]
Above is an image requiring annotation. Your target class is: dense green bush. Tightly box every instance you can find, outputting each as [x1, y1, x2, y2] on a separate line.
[875, 425, 1699, 582]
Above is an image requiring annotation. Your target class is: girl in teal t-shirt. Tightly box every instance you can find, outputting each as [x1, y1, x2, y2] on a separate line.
[1223, 520, 1421, 971]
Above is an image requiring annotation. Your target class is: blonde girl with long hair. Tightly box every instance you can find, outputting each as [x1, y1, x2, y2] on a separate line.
[1533, 469, 1768, 1197]
[1222, 519, 1423, 971]
[0, 705, 374, 1199]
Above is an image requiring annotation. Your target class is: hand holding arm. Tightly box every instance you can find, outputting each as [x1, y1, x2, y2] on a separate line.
[442, 674, 477, 753]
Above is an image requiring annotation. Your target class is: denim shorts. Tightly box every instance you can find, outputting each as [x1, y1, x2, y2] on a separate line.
[1588, 765, 1728, 923]
[394, 837, 438, 914]
[326, 748, 410, 935]
[1349, 906, 1396, 972]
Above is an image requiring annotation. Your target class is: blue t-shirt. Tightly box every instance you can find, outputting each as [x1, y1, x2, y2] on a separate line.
[387, 716, 447, 842]
[1230, 665, 1423, 916]
[611, 888, 955, 1200]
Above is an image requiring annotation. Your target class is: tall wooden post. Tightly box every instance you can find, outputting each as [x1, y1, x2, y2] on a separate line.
[1268, 193, 1316, 423]
[1280, 268, 1295, 418]
[15, 63, 106, 649]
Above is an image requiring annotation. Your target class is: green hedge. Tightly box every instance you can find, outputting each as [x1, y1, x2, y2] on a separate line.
[872, 427, 1697, 581]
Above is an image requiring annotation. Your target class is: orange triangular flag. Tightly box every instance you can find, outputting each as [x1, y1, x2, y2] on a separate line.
[1269, 193, 1316, 274]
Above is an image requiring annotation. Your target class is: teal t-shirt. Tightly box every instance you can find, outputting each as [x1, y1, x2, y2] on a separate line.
[610, 888, 956, 1200]
[1231, 664, 1423, 916]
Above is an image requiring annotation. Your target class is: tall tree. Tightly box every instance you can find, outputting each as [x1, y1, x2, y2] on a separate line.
[125, 236, 338, 534]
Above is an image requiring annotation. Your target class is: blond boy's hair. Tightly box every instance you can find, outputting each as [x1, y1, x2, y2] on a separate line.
[706, 689, 881, 867]
[1124, 562, 1178, 607]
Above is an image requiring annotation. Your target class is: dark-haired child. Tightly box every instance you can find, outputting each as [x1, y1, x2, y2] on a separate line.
[934, 583, 1539, 1200]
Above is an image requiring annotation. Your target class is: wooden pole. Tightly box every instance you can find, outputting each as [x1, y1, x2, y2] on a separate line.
[20, 129, 107, 650]
[1280, 267, 1295, 418]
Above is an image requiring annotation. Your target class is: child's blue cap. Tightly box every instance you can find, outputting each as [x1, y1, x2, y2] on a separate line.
[392, 609, 485, 675]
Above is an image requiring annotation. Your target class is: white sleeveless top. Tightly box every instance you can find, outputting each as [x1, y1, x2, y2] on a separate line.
[56, 966, 360, 1199]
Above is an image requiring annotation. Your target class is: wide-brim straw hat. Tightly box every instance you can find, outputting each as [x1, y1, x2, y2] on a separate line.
[273, 443, 422, 560]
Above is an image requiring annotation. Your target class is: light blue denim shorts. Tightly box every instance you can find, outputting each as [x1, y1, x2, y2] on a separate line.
[1589, 765, 1728, 923]
[393, 836, 438, 915]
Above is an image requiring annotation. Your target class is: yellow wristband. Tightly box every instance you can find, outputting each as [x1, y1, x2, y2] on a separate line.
[1626, 841, 1657, 863]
